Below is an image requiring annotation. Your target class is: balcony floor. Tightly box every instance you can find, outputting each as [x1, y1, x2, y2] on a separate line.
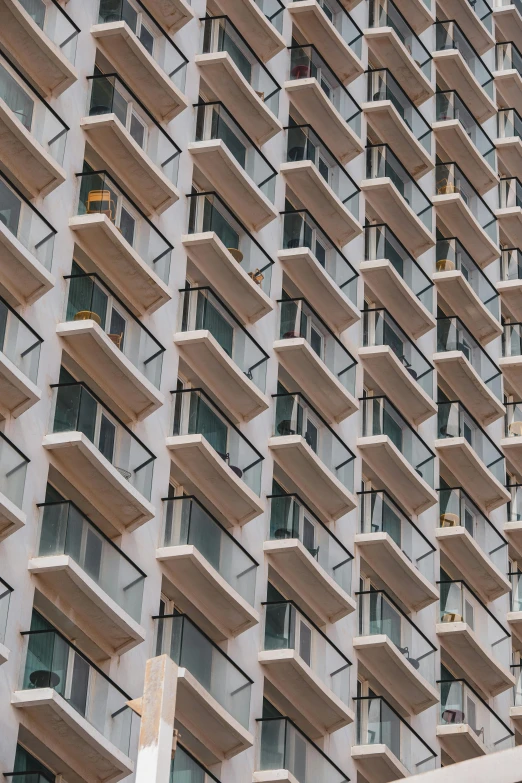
[364, 27, 434, 106]
[363, 100, 434, 179]
[433, 194, 499, 268]
[496, 136, 522, 181]
[437, 0, 495, 55]
[212, 0, 286, 62]
[0, 350, 41, 419]
[352, 744, 408, 783]
[494, 4, 522, 53]
[433, 120, 498, 195]
[496, 279, 522, 321]
[0, 490, 25, 544]
[433, 271, 502, 345]
[433, 351, 505, 427]
[494, 70, 522, 117]
[0, 220, 54, 308]
[141, 0, 194, 33]
[435, 438, 510, 513]
[437, 724, 487, 763]
[432, 50, 497, 124]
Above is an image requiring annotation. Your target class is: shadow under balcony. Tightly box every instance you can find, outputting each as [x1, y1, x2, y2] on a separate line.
[174, 286, 269, 423]
[183, 191, 274, 325]
[285, 44, 363, 164]
[356, 489, 438, 612]
[155, 613, 253, 764]
[437, 579, 515, 697]
[157, 495, 259, 641]
[167, 388, 264, 527]
[259, 600, 354, 738]
[265, 491, 355, 625]
[69, 170, 172, 315]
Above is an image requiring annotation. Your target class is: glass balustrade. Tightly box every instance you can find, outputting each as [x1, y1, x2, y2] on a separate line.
[468, 0, 494, 31]
[437, 400, 505, 484]
[510, 571, 522, 612]
[367, 145, 432, 231]
[4, 774, 54, 783]
[50, 377, 156, 500]
[21, 627, 135, 754]
[508, 483, 522, 523]
[287, 44, 362, 138]
[363, 308, 434, 397]
[178, 286, 268, 392]
[367, 68, 432, 154]
[262, 600, 351, 702]
[504, 402, 522, 440]
[498, 108, 522, 140]
[0, 431, 28, 512]
[359, 489, 435, 584]
[36, 500, 145, 622]
[435, 21, 494, 100]
[64, 266, 165, 387]
[201, 15, 281, 117]
[279, 297, 357, 396]
[436, 90, 496, 170]
[76, 170, 172, 284]
[436, 237, 500, 322]
[364, 224, 434, 312]
[360, 396, 435, 487]
[18, 0, 79, 64]
[440, 678, 514, 752]
[439, 579, 512, 668]
[281, 208, 358, 305]
[496, 41, 522, 74]
[0, 295, 42, 384]
[355, 696, 437, 774]
[438, 486, 508, 573]
[289, 0, 363, 58]
[155, 613, 252, 727]
[171, 387, 263, 496]
[0, 576, 12, 645]
[496, 0, 522, 14]
[267, 491, 353, 593]
[272, 390, 355, 492]
[437, 315, 502, 400]
[358, 589, 437, 685]
[194, 101, 277, 202]
[87, 73, 181, 186]
[170, 743, 220, 783]
[0, 171, 56, 271]
[435, 162, 498, 245]
[187, 191, 273, 296]
[513, 663, 522, 706]
[285, 124, 360, 221]
[368, 0, 432, 79]
[500, 176, 522, 212]
[254, 0, 285, 33]
[0, 49, 68, 164]
[501, 247, 522, 281]
[257, 717, 349, 783]
[162, 495, 257, 605]
[503, 323, 522, 358]
[97, 0, 188, 93]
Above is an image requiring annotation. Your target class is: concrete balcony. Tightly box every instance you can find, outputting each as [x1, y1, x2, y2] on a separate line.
[438, 487, 510, 603]
[167, 388, 263, 527]
[0, 578, 11, 664]
[494, 3, 522, 53]
[355, 590, 439, 716]
[0, 0, 78, 97]
[69, 170, 172, 316]
[0, 298, 41, 419]
[213, 0, 285, 62]
[265, 492, 355, 625]
[392, 0, 434, 32]
[362, 145, 434, 258]
[363, 69, 434, 180]
[499, 344, 522, 399]
[288, 1, 364, 84]
[438, 580, 515, 697]
[174, 286, 269, 423]
[497, 248, 522, 321]
[270, 392, 356, 522]
[156, 613, 253, 764]
[432, 50, 496, 125]
[29, 500, 146, 658]
[259, 600, 354, 738]
[507, 572, 522, 651]
[359, 309, 436, 426]
[433, 93, 498, 195]
[286, 44, 363, 163]
[13, 629, 135, 783]
[275, 297, 358, 422]
[281, 132, 362, 245]
[141, 0, 194, 33]
[434, 163, 499, 268]
[362, 225, 435, 339]
[364, 26, 433, 106]
[495, 43, 522, 116]
[279, 210, 359, 332]
[434, 317, 504, 426]
[91, 14, 188, 123]
[437, 0, 494, 55]
[357, 490, 438, 612]
[434, 238, 502, 345]
[0, 432, 27, 543]
[157, 496, 258, 641]
[44, 380, 155, 536]
[358, 396, 437, 515]
[353, 696, 437, 782]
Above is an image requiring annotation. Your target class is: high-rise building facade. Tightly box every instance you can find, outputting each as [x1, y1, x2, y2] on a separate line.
[0, 0, 521, 780]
